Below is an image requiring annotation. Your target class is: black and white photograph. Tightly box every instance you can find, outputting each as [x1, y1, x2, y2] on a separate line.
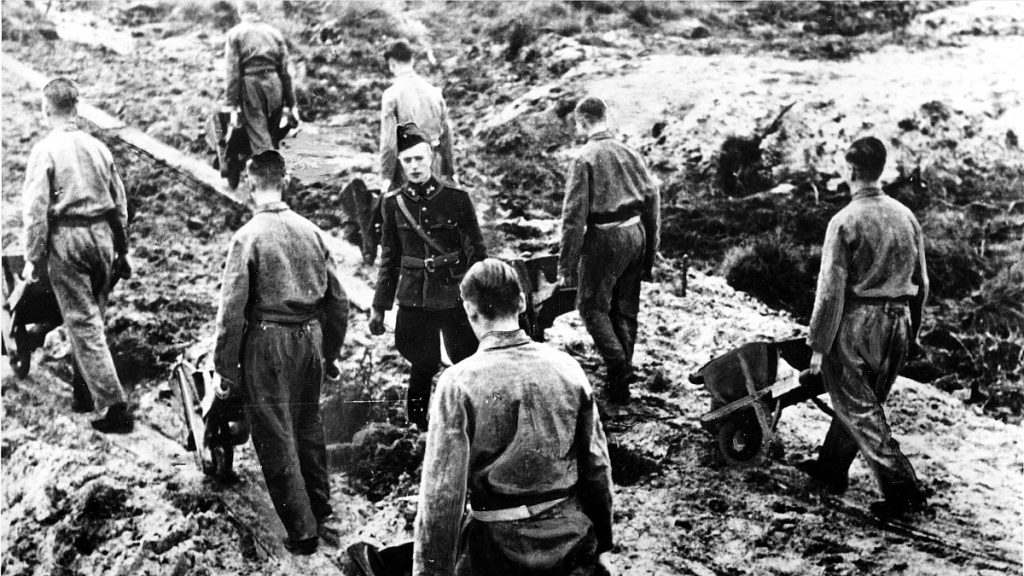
[1, 1, 1021, 574]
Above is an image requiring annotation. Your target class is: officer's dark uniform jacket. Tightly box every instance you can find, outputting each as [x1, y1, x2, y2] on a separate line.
[372, 178, 486, 311]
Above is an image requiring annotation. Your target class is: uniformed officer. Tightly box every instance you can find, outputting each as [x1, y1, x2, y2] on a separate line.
[223, 2, 298, 161]
[803, 137, 929, 520]
[557, 96, 661, 403]
[378, 38, 456, 192]
[213, 150, 349, 554]
[369, 123, 486, 429]
[21, 77, 133, 434]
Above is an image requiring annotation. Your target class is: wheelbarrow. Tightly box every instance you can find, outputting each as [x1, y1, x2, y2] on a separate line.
[2, 253, 63, 378]
[690, 338, 833, 466]
[171, 357, 250, 482]
[511, 254, 578, 342]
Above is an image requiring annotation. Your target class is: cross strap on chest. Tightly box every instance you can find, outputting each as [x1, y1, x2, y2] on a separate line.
[396, 195, 461, 273]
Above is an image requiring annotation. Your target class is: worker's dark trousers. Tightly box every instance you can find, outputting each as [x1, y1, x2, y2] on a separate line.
[48, 222, 127, 411]
[241, 71, 284, 155]
[395, 306, 478, 428]
[243, 320, 331, 542]
[577, 222, 645, 378]
[819, 301, 924, 505]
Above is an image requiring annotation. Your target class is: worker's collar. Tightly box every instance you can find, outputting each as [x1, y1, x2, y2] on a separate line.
[588, 129, 613, 141]
[254, 200, 290, 213]
[851, 183, 884, 200]
[403, 177, 441, 201]
[479, 329, 532, 351]
[394, 69, 417, 77]
[48, 117, 79, 132]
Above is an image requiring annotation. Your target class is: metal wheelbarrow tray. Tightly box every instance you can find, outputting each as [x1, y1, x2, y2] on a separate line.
[171, 358, 250, 482]
[2, 253, 63, 377]
[690, 338, 829, 466]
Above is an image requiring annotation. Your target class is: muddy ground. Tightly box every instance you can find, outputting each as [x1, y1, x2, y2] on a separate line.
[2, 1, 1022, 575]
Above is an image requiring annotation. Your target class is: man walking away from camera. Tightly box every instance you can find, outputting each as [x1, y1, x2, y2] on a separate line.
[22, 77, 133, 434]
[369, 124, 486, 430]
[803, 136, 929, 520]
[223, 1, 298, 159]
[557, 96, 661, 404]
[213, 150, 349, 554]
[378, 38, 456, 192]
[414, 259, 614, 576]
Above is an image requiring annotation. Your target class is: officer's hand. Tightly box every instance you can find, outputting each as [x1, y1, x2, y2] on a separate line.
[21, 262, 37, 284]
[595, 553, 614, 576]
[325, 358, 342, 382]
[369, 309, 387, 336]
[807, 351, 824, 376]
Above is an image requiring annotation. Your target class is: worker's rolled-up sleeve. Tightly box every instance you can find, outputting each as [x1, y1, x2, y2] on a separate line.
[413, 372, 470, 576]
[214, 235, 251, 386]
[22, 144, 53, 267]
[807, 217, 849, 354]
[558, 157, 591, 285]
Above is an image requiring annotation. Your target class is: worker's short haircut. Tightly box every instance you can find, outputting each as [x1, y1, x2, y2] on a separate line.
[43, 78, 79, 115]
[460, 259, 524, 321]
[247, 150, 286, 185]
[575, 96, 607, 123]
[383, 39, 414, 63]
[845, 137, 886, 182]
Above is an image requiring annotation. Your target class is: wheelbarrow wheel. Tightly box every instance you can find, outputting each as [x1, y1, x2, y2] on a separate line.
[718, 414, 773, 466]
[10, 325, 31, 378]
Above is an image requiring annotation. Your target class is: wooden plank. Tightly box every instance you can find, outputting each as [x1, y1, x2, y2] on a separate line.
[2, 54, 243, 205]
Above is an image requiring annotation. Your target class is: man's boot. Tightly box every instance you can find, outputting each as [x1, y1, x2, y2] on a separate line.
[91, 402, 134, 434]
[606, 363, 632, 404]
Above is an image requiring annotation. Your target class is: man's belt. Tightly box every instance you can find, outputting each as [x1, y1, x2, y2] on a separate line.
[401, 252, 461, 273]
[53, 213, 109, 227]
[469, 496, 568, 523]
[243, 65, 277, 76]
[251, 311, 320, 325]
[593, 214, 641, 230]
[588, 203, 642, 226]
[847, 295, 913, 306]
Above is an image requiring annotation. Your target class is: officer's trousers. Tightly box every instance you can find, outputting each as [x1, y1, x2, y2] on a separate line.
[48, 222, 127, 411]
[243, 320, 331, 542]
[577, 222, 645, 376]
[241, 71, 284, 155]
[395, 306, 477, 428]
[818, 301, 924, 504]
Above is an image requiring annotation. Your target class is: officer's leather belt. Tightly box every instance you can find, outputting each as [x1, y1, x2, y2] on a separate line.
[401, 252, 461, 273]
[847, 295, 912, 306]
[593, 214, 641, 230]
[54, 213, 109, 227]
[470, 496, 568, 523]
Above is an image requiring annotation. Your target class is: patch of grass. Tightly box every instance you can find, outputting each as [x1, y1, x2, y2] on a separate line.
[721, 233, 820, 322]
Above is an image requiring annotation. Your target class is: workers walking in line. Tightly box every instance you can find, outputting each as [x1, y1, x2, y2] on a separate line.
[414, 259, 614, 576]
[213, 150, 349, 554]
[803, 136, 929, 520]
[369, 123, 486, 430]
[557, 96, 661, 404]
[223, 2, 298, 162]
[21, 78, 134, 434]
[378, 38, 456, 192]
